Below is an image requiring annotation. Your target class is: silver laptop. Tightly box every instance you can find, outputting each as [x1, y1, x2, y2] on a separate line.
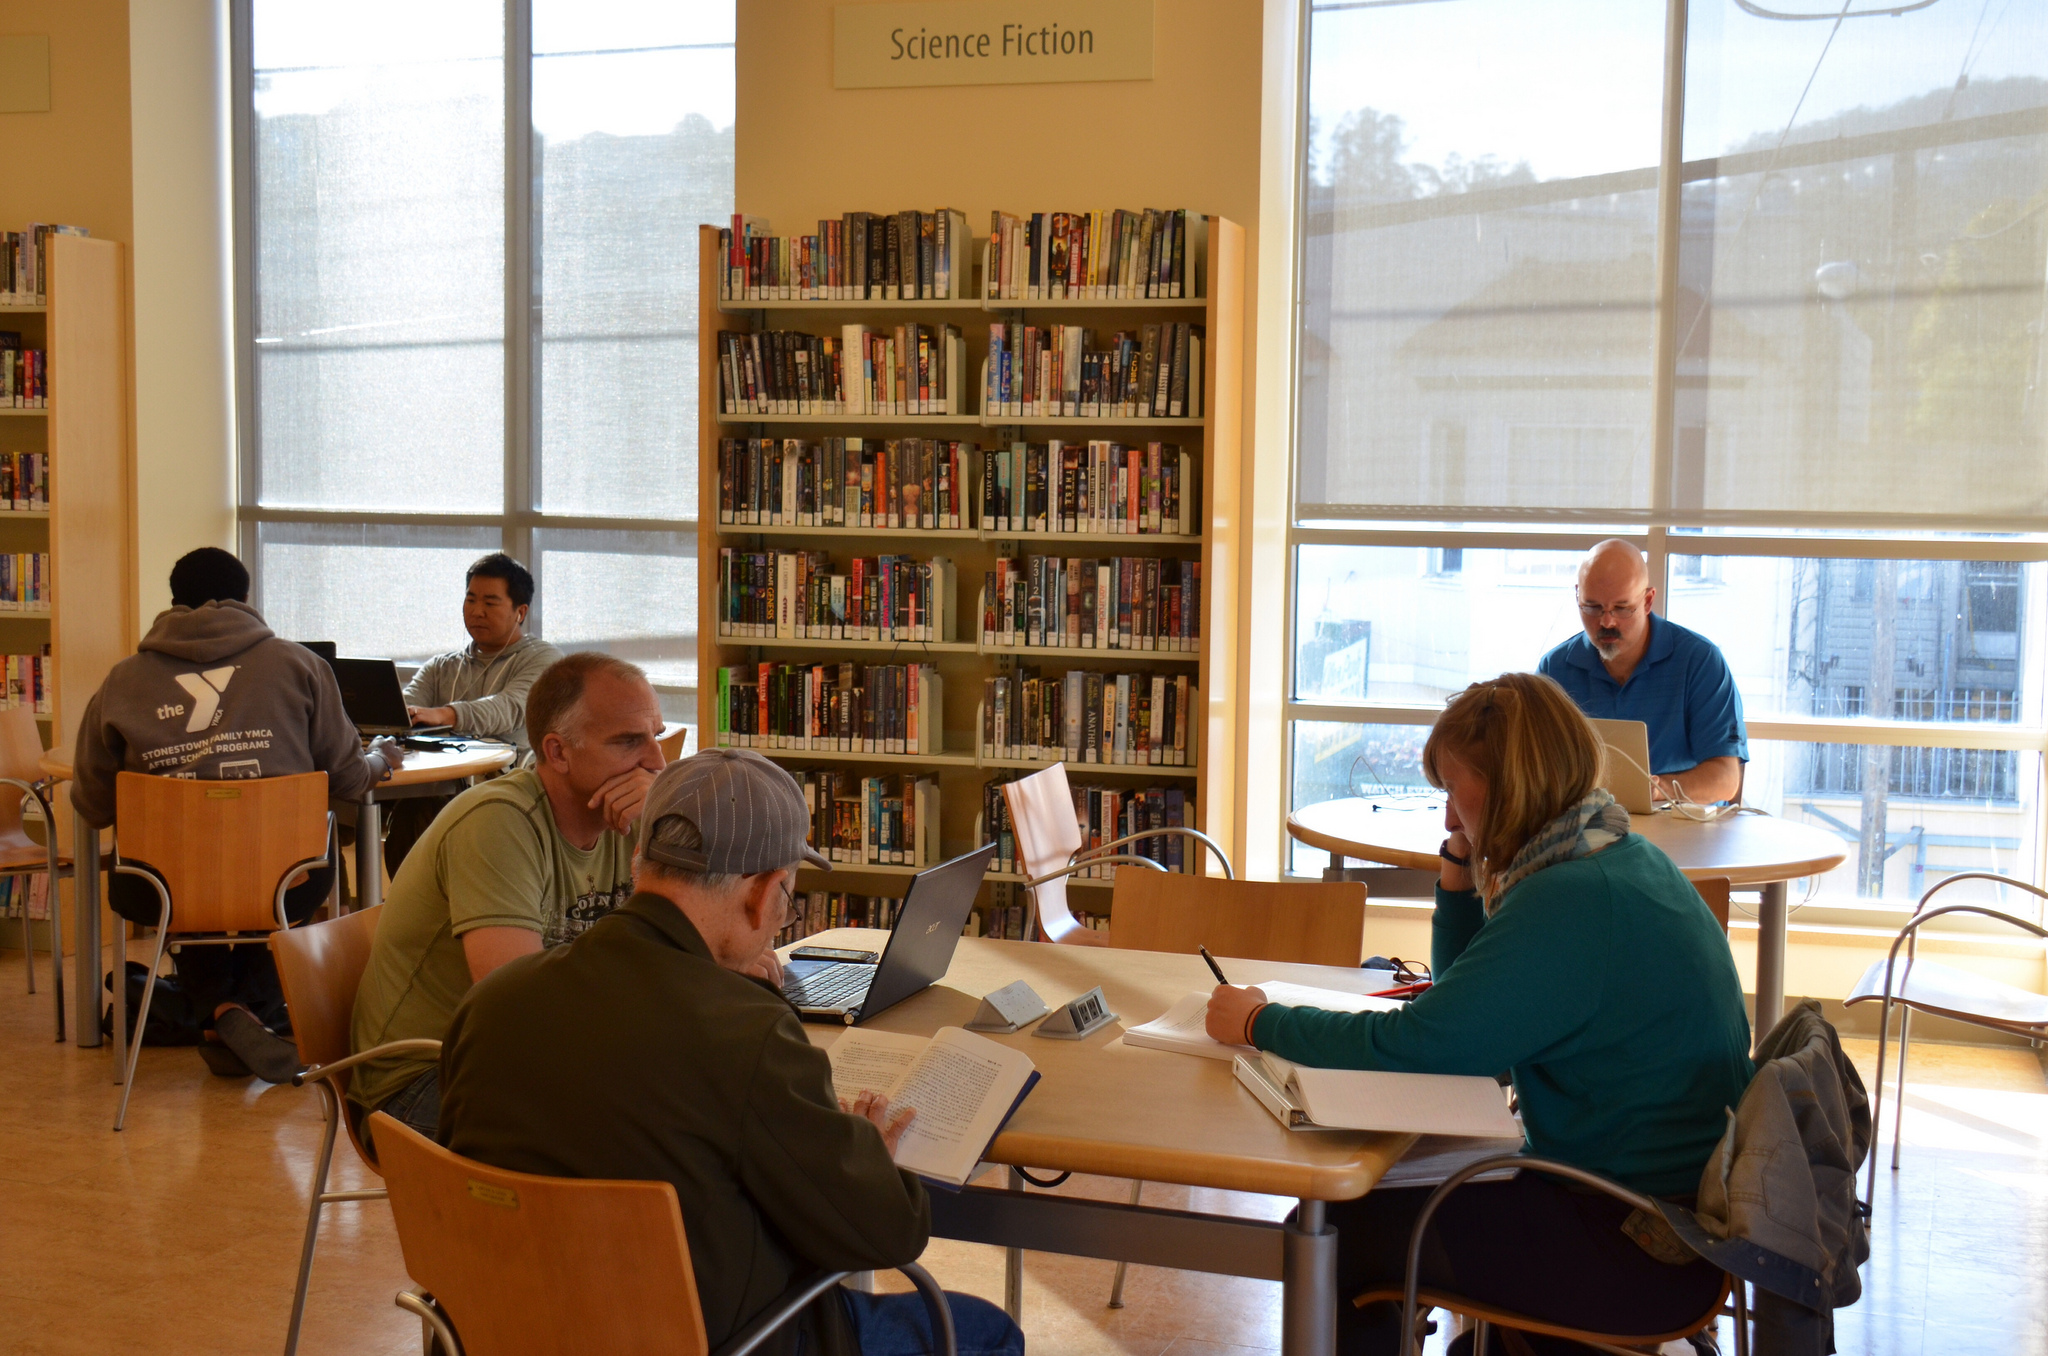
[1588, 717, 1655, 815]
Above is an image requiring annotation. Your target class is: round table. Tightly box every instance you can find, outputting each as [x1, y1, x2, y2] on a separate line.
[1286, 796, 1848, 1035]
[38, 741, 515, 1050]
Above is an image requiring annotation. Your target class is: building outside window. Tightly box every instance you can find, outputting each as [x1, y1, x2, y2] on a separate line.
[1287, 0, 2048, 916]
[232, 0, 734, 723]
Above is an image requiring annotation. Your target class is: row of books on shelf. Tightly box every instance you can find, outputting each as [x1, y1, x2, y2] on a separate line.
[985, 555, 1201, 652]
[984, 439, 1197, 534]
[715, 436, 1199, 537]
[795, 770, 942, 868]
[714, 661, 944, 753]
[984, 322, 1203, 420]
[717, 549, 959, 642]
[2, 649, 51, 712]
[983, 670, 1196, 767]
[982, 777, 1200, 876]
[0, 341, 47, 407]
[988, 209, 1202, 301]
[0, 224, 86, 306]
[722, 210, 975, 303]
[0, 871, 49, 920]
[0, 450, 46, 510]
[774, 891, 905, 947]
[0, 554, 49, 611]
[717, 325, 966, 416]
[718, 437, 972, 530]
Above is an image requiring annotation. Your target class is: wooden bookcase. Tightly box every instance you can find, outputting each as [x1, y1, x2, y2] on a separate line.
[1, 233, 133, 952]
[695, 218, 1243, 931]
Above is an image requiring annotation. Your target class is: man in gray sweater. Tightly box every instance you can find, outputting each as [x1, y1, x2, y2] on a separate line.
[386, 552, 562, 870]
[72, 547, 406, 1083]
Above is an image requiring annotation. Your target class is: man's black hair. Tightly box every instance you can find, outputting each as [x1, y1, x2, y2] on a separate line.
[168, 547, 251, 608]
[466, 552, 535, 609]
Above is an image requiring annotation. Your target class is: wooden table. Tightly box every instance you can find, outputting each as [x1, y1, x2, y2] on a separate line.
[1287, 797, 1848, 1035]
[37, 742, 516, 1052]
[789, 928, 1415, 1356]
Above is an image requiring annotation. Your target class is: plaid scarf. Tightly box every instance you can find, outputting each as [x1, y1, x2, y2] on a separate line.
[1481, 788, 1631, 913]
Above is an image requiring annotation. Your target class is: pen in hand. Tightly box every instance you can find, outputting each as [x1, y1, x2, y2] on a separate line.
[1199, 945, 1229, 986]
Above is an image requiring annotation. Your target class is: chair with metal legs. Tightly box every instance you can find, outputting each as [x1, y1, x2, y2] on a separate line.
[109, 769, 333, 1130]
[269, 903, 443, 1356]
[1360, 1155, 1747, 1356]
[1844, 871, 2048, 1217]
[371, 1112, 959, 1356]
[0, 704, 70, 1038]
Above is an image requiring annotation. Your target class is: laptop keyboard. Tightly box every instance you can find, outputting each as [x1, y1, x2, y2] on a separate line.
[783, 962, 875, 1009]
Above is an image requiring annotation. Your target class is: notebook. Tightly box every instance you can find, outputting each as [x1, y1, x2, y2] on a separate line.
[1234, 1051, 1522, 1138]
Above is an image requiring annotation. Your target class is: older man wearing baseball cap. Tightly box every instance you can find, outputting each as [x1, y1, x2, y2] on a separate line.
[435, 749, 1024, 1356]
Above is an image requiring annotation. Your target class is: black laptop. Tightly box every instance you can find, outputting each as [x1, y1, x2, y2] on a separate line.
[781, 843, 997, 1025]
[329, 657, 418, 737]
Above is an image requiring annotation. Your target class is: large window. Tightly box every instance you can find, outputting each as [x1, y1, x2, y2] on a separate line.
[233, 0, 733, 718]
[1288, 0, 2048, 914]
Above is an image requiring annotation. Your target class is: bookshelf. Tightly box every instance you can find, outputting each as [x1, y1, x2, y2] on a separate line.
[696, 215, 1243, 938]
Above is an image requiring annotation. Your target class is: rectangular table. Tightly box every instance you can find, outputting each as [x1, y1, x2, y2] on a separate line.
[789, 929, 1418, 1356]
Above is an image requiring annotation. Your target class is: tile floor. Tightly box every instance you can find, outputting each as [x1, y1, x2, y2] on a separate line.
[0, 944, 2042, 1355]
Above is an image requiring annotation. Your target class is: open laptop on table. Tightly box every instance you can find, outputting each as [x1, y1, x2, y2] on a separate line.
[330, 657, 449, 739]
[1588, 717, 1655, 814]
[782, 842, 997, 1025]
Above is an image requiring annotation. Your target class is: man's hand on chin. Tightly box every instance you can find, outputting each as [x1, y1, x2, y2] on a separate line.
[742, 947, 783, 988]
[588, 766, 658, 835]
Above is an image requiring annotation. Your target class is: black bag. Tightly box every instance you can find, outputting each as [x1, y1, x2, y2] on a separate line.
[101, 961, 205, 1046]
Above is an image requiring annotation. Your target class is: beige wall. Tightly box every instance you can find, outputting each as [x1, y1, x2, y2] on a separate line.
[128, 0, 233, 624]
[0, 1, 133, 243]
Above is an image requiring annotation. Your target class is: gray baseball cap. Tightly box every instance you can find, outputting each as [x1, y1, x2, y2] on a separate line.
[637, 748, 831, 874]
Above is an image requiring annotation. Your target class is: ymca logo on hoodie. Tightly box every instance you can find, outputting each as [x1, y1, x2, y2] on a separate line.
[170, 666, 236, 733]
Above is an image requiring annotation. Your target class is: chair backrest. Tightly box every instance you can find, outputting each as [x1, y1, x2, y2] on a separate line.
[371, 1112, 712, 1356]
[1108, 870, 1368, 966]
[0, 704, 48, 843]
[1002, 764, 1087, 942]
[114, 770, 330, 933]
[1693, 876, 1731, 934]
[657, 723, 689, 763]
[270, 904, 382, 1076]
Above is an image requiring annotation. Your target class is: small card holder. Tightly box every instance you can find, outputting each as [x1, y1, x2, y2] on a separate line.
[1032, 985, 1119, 1040]
[964, 980, 1051, 1034]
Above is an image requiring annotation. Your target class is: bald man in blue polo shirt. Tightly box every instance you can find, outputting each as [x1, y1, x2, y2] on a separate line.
[1538, 540, 1748, 804]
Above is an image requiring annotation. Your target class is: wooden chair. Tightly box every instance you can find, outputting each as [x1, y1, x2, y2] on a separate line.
[110, 769, 334, 1131]
[370, 1113, 959, 1356]
[1100, 871, 1366, 1305]
[0, 705, 70, 1038]
[1357, 1155, 1746, 1356]
[1108, 871, 1366, 965]
[657, 722, 690, 763]
[1693, 876, 1731, 933]
[270, 904, 443, 1356]
[1844, 871, 2048, 1217]
[1001, 762, 1233, 945]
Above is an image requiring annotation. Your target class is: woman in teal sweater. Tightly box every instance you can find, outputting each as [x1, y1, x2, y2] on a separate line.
[1208, 673, 1753, 1355]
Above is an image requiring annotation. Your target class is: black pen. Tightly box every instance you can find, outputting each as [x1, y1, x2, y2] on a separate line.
[1199, 945, 1230, 986]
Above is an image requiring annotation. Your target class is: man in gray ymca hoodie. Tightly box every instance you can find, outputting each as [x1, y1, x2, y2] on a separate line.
[71, 547, 405, 1082]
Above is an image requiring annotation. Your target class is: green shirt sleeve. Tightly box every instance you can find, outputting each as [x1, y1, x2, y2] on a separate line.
[1253, 879, 1606, 1077]
[1431, 885, 1486, 978]
[440, 799, 552, 937]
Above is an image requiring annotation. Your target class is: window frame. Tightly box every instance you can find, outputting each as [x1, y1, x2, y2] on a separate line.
[228, 0, 720, 702]
[1279, 0, 2048, 916]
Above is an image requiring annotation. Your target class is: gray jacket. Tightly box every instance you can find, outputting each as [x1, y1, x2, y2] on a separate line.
[1649, 1000, 1871, 1355]
[71, 601, 383, 828]
[403, 634, 562, 748]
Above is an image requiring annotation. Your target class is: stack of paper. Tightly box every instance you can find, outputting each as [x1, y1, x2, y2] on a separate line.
[1121, 981, 1406, 1061]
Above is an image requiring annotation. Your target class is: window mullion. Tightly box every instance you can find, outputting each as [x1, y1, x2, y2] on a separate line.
[505, 0, 538, 608]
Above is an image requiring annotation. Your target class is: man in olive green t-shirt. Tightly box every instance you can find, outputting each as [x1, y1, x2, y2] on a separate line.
[349, 652, 667, 1135]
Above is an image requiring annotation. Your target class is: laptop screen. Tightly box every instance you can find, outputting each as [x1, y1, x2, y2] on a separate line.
[856, 842, 997, 1022]
[330, 657, 411, 731]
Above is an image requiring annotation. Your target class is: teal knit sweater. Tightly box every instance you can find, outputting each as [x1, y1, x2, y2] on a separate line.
[1252, 833, 1753, 1195]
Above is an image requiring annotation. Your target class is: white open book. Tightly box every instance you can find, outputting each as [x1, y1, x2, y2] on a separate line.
[1121, 981, 1407, 1062]
[1234, 1050, 1521, 1139]
[827, 1026, 1040, 1188]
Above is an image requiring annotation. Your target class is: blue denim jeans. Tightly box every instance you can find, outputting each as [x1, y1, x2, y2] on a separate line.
[838, 1287, 1023, 1356]
[379, 1066, 441, 1138]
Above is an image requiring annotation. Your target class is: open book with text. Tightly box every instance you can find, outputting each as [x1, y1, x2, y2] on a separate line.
[827, 1026, 1039, 1188]
[1121, 981, 1407, 1062]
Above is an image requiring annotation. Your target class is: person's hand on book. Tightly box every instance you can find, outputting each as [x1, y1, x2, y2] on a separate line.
[1205, 984, 1268, 1048]
[841, 1088, 918, 1153]
[588, 765, 657, 836]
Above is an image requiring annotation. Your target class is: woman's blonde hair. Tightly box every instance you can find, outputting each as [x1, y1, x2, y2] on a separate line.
[1422, 673, 1603, 889]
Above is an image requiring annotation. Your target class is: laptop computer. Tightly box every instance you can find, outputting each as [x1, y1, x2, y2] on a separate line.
[1588, 717, 1655, 815]
[782, 842, 997, 1025]
[296, 640, 337, 662]
[329, 657, 419, 738]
